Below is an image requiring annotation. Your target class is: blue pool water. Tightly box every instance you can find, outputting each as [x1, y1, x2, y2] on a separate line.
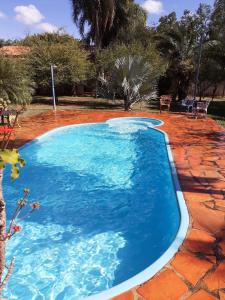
[3, 118, 180, 299]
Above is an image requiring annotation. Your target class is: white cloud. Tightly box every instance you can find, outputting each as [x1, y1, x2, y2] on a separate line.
[141, 0, 163, 15]
[14, 4, 58, 34]
[36, 22, 58, 33]
[0, 11, 6, 19]
[14, 4, 44, 25]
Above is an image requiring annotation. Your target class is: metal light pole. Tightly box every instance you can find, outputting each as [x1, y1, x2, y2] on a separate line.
[50, 64, 57, 110]
[193, 34, 204, 101]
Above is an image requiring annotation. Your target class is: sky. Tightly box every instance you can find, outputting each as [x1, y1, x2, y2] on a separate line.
[0, 0, 215, 40]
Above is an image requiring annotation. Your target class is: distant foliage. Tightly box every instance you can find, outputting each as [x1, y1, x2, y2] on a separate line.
[0, 54, 34, 105]
[26, 34, 94, 95]
[97, 43, 165, 77]
[20, 31, 77, 47]
[154, 5, 212, 100]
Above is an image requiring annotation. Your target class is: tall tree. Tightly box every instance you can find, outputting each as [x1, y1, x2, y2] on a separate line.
[155, 11, 197, 99]
[155, 5, 211, 100]
[114, 2, 152, 46]
[198, 0, 225, 98]
[71, 0, 132, 48]
[211, 0, 225, 39]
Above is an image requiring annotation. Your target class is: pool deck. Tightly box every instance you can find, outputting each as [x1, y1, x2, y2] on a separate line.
[13, 110, 225, 300]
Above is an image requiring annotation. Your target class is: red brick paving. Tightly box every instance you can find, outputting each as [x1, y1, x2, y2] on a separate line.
[112, 291, 134, 300]
[171, 251, 213, 286]
[12, 110, 225, 300]
[186, 290, 218, 300]
[137, 269, 189, 300]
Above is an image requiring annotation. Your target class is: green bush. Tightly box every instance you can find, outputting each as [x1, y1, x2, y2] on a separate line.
[0, 54, 34, 105]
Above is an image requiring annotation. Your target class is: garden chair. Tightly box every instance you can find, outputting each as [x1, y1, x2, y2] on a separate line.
[0, 109, 20, 149]
[181, 98, 195, 112]
[193, 100, 211, 119]
[160, 95, 172, 113]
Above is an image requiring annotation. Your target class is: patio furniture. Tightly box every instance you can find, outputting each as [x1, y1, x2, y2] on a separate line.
[160, 95, 172, 113]
[181, 98, 195, 112]
[193, 100, 211, 119]
[0, 109, 20, 149]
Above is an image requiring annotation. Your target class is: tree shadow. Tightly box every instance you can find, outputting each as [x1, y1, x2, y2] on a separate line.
[33, 96, 124, 110]
[178, 173, 225, 195]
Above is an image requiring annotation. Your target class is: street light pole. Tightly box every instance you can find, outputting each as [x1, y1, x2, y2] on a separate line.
[50, 64, 57, 110]
[193, 33, 204, 101]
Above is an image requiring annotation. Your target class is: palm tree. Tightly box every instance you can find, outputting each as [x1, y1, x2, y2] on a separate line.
[155, 23, 196, 100]
[155, 7, 211, 100]
[71, 0, 131, 48]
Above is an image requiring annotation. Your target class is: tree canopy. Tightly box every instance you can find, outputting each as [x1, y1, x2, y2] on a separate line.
[26, 33, 94, 95]
[71, 0, 133, 48]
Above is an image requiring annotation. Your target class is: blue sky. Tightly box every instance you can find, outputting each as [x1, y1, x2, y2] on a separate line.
[0, 0, 214, 40]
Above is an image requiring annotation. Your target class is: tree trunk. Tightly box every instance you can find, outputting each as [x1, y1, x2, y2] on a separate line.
[178, 81, 189, 101]
[223, 82, 225, 97]
[212, 84, 218, 101]
[0, 169, 5, 283]
[124, 97, 131, 111]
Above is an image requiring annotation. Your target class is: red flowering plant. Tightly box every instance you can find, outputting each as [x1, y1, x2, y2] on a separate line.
[5, 188, 40, 241]
[0, 149, 40, 295]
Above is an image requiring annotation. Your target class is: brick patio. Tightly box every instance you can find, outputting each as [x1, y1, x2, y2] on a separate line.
[13, 110, 225, 300]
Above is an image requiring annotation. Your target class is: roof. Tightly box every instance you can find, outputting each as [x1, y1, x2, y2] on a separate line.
[0, 46, 30, 56]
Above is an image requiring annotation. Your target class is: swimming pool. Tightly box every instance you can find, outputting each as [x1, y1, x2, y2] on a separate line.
[3, 117, 189, 300]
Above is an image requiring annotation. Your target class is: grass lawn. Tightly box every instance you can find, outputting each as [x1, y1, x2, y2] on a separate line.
[20, 96, 225, 127]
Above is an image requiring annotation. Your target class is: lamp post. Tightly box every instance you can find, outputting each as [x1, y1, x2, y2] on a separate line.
[193, 33, 204, 101]
[50, 64, 57, 110]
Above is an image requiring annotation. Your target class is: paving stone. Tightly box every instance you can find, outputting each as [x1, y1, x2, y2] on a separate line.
[112, 291, 134, 300]
[183, 229, 216, 254]
[205, 255, 217, 264]
[219, 291, 225, 300]
[184, 191, 213, 203]
[189, 202, 225, 235]
[137, 269, 188, 300]
[186, 289, 218, 300]
[219, 241, 225, 256]
[205, 201, 215, 209]
[211, 192, 225, 200]
[204, 261, 225, 291]
[217, 160, 225, 168]
[171, 251, 213, 285]
[215, 200, 225, 212]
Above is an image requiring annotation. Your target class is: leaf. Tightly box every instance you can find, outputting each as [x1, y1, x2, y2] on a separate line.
[0, 149, 25, 180]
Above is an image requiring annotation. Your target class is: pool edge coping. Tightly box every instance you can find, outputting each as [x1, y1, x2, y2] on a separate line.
[19, 117, 190, 300]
